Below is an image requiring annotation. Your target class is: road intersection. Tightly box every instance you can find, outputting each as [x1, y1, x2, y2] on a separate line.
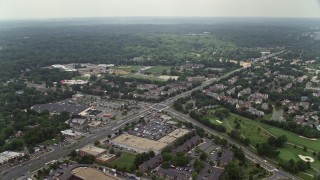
[1, 67, 298, 180]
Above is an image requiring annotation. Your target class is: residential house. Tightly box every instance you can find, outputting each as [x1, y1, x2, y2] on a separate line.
[247, 107, 264, 116]
[157, 168, 189, 180]
[237, 88, 251, 97]
[218, 150, 234, 167]
[139, 154, 163, 172]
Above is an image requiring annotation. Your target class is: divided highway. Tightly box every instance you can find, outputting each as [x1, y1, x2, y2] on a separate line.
[1, 66, 297, 180]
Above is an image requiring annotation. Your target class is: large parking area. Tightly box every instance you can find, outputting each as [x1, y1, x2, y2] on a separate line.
[75, 95, 151, 121]
[127, 115, 176, 141]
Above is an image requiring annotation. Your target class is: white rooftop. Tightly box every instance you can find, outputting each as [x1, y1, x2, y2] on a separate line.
[0, 151, 24, 164]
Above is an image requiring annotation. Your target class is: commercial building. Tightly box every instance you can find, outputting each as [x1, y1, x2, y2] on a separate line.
[31, 100, 89, 115]
[165, 128, 189, 138]
[0, 151, 24, 165]
[96, 154, 117, 164]
[157, 128, 189, 145]
[77, 145, 107, 158]
[60, 80, 88, 85]
[69, 118, 86, 127]
[69, 167, 122, 180]
[110, 134, 167, 154]
[61, 129, 82, 138]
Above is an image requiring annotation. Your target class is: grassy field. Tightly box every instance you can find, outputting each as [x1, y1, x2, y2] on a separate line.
[110, 152, 136, 169]
[143, 66, 171, 75]
[258, 126, 320, 152]
[205, 110, 320, 152]
[124, 74, 166, 82]
[225, 112, 320, 152]
[205, 109, 320, 178]
[112, 66, 145, 72]
[204, 110, 270, 146]
[278, 145, 320, 170]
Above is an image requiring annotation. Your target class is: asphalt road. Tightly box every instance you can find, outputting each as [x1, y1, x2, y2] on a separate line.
[1, 107, 152, 180]
[1, 67, 297, 180]
[166, 108, 298, 180]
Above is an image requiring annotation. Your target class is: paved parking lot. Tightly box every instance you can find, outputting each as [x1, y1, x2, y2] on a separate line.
[128, 115, 176, 140]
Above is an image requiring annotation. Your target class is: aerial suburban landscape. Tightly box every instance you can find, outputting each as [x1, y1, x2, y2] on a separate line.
[0, 1, 320, 180]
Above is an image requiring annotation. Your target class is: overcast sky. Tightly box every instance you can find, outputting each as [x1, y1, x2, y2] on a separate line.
[0, 0, 319, 20]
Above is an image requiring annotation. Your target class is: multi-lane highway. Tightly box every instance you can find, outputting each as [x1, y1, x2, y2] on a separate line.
[1, 67, 297, 180]
[1, 108, 152, 179]
[166, 108, 298, 180]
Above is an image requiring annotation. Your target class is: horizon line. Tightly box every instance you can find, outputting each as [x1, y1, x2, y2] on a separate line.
[0, 15, 319, 22]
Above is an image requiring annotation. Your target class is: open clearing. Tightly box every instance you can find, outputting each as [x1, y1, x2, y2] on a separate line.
[110, 152, 136, 169]
[143, 66, 171, 75]
[205, 110, 320, 178]
[227, 113, 320, 152]
[112, 66, 144, 72]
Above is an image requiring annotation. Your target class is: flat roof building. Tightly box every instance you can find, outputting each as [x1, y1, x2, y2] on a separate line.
[69, 167, 122, 180]
[0, 151, 24, 165]
[96, 154, 117, 164]
[110, 134, 167, 154]
[61, 129, 82, 138]
[31, 100, 89, 115]
[166, 128, 189, 138]
[77, 145, 107, 158]
[157, 136, 177, 144]
[158, 128, 190, 144]
[70, 118, 86, 126]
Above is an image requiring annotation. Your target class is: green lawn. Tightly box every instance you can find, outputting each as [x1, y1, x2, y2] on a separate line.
[143, 66, 171, 75]
[110, 152, 136, 169]
[222, 112, 320, 152]
[205, 110, 320, 177]
[278, 145, 320, 170]
[73, 75, 89, 81]
[124, 74, 166, 82]
[112, 66, 145, 72]
[204, 111, 270, 146]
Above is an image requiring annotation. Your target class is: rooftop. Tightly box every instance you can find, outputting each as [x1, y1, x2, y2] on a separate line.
[78, 145, 107, 156]
[96, 154, 116, 162]
[157, 128, 190, 144]
[165, 128, 189, 138]
[111, 134, 167, 152]
[31, 99, 89, 115]
[71, 167, 122, 180]
[0, 151, 24, 164]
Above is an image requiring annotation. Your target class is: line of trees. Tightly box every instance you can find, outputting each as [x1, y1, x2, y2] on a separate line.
[261, 120, 320, 138]
[190, 110, 227, 133]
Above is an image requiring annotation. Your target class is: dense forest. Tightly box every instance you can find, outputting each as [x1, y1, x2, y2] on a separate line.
[0, 81, 74, 151]
[1, 18, 319, 82]
[0, 18, 319, 152]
